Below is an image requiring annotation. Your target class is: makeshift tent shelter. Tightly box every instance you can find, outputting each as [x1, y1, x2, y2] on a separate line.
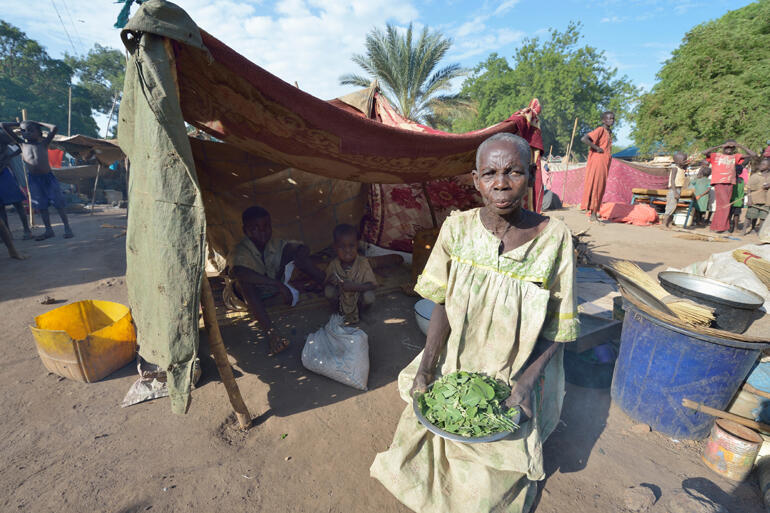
[612, 146, 640, 159]
[51, 135, 125, 166]
[117, 0, 544, 418]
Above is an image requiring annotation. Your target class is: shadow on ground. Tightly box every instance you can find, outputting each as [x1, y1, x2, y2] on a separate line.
[0, 212, 127, 302]
[201, 290, 424, 419]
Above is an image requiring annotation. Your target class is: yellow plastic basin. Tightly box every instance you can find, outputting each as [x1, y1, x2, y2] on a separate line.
[30, 300, 137, 383]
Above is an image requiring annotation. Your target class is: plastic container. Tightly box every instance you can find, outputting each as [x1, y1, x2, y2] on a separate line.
[414, 299, 435, 336]
[611, 302, 766, 439]
[702, 419, 762, 481]
[30, 300, 136, 382]
[673, 211, 693, 227]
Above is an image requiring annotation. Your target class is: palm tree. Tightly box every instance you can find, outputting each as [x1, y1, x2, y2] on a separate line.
[340, 23, 470, 125]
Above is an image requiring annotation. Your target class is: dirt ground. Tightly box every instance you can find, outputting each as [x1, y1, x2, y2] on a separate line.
[0, 207, 766, 512]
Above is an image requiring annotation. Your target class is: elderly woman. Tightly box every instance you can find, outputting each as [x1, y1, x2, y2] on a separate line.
[371, 133, 578, 513]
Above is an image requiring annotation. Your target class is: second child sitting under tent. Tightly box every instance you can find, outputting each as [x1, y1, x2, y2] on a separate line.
[324, 224, 377, 324]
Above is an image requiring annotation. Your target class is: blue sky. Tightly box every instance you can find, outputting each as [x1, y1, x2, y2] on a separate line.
[2, 0, 756, 145]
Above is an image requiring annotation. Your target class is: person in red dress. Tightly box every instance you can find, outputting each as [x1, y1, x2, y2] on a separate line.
[580, 112, 614, 222]
[702, 140, 756, 233]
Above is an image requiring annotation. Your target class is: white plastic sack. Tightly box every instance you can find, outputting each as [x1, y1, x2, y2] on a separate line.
[301, 314, 369, 390]
[672, 243, 770, 311]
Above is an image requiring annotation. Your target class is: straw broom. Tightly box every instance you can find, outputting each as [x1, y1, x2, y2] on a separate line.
[609, 261, 715, 326]
[733, 249, 770, 288]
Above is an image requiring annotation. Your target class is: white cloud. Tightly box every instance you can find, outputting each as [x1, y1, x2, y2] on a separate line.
[493, 0, 520, 16]
[2, 0, 421, 104]
[451, 28, 524, 61]
[600, 16, 627, 23]
[446, 1, 525, 61]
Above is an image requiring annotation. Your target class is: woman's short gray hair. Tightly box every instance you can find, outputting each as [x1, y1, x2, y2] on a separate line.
[475, 133, 531, 170]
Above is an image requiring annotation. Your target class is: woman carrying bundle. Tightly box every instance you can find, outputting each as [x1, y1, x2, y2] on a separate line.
[371, 133, 579, 513]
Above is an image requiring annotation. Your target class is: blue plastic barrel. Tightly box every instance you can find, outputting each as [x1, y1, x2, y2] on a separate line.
[612, 302, 768, 440]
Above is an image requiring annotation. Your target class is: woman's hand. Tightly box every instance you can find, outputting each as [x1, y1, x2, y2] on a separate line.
[505, 378, 535, 419]
[410, 371, 433, 398]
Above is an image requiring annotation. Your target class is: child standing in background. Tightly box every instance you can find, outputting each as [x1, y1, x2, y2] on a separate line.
[702, 140, 756, 233]
[325, 224, 377, 324]
[745, 158, 770, 235]
[0, 132, 31, 239]
[1, 121, 73, 240]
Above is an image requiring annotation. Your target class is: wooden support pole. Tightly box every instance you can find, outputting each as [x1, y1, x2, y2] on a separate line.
[682, 398, 770, 434]
[67, 86, 72, 137]
[420, 182, 438, 229]
[200, 275, 252, 430]
[90, 164, 101, 215]
[562, 117, 579, 201]
[20, 109, 34, 228]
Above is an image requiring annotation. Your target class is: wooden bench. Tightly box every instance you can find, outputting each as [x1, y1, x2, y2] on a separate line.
[631, 188, 696, 226]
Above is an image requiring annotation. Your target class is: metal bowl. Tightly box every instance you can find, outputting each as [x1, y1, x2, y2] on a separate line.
[658, 271, 764, 333]
[412, 387, 520, 444]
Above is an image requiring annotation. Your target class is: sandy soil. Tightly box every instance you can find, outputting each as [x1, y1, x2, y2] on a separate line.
[0, 207, 765, 512]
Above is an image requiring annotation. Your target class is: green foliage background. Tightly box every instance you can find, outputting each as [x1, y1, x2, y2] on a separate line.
[633, 2, 770, 153]
[454, 22, 638, 156]
[0, 21, 124, 138]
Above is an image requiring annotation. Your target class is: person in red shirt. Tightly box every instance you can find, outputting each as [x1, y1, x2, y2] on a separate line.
[580, 111, 614, 222]
[702, 140, 756, 232]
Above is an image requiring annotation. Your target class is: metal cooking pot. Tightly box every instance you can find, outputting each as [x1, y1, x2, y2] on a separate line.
[658, 271, 764, 334]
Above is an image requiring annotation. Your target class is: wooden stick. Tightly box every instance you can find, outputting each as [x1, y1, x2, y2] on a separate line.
[682, 398, 770, 433]
[744, 383, 770, 401]
[200, 275, 252, 430]
[563, 117, 578, 200]
[67, 86, 72, 137]
[420, 182, 438, 229]
[90, 164, 101, 215]
[20, 109, 34, 228]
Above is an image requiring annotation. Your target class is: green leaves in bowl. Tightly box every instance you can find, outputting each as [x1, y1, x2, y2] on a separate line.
[417, 371, 520, 438]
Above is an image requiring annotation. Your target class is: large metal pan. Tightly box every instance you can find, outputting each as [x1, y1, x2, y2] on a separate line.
[658, 271, 764, 333]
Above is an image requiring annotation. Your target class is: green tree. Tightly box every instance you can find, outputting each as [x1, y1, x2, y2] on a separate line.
[455, 22, 638, 155]
[0, 20, 98, 136]
[633, 2, 770, 153]
[65, 43, 125, 135]
[340, 23, 469, 125]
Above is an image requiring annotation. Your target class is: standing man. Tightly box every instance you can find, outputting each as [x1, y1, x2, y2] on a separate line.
[702, 140, 756, 233]
[580, 111, 614, 222]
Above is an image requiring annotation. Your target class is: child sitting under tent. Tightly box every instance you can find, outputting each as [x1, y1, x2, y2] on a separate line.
[224, 205, 325, 355]
[324, 224, 377, 324]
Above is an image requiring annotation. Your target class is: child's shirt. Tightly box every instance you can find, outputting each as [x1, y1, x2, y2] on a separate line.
[227, 237, 297, 280]
[707, 153, 744, 185]
[668, 164, 687, 188]
[749, 173, 770, 206]
[325, 255, 377, 287]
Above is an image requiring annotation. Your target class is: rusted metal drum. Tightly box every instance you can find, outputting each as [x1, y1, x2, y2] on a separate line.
[702, 419, 763, 481]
